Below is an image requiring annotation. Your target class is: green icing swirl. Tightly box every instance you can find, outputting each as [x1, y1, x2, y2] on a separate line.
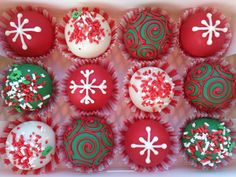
[63, 117, 114, 169]
[124, 10, 173, 60]
[184, 62, 235, 112]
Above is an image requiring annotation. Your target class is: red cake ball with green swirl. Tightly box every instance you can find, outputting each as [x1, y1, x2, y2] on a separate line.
[62, 116, 115, 172]
[121, 8, 175, 61]
[184, 61, 236, 113]
[181, 117, 235, 169]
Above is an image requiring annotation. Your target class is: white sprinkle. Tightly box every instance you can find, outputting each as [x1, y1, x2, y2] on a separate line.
[43, 94, 50, 100]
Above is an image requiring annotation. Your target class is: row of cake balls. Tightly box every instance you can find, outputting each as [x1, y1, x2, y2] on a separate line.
[1, 58, 235, 116]
[0, 113, 235, 174]
[0, 6, 232, 62]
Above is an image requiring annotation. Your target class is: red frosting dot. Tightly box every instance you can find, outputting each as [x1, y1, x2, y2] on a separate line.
[179, 9, 229, 57]
[65, 64, 114, 111]
[5, 10, 55, 57]
[124, 119, 171, 167]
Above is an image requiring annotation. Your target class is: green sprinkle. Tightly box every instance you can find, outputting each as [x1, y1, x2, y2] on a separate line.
[42, 146, 53, 157]
[71, 11, 81, 19]
[9, 70, 22, 80]
[14, 106, 22, 113]
[229, 142, 235, 152]
[22, 80, 30, 84]
[217, 124, 225, 130]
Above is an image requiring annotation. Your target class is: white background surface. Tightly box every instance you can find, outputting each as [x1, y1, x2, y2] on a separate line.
[0, 0, 236, 177]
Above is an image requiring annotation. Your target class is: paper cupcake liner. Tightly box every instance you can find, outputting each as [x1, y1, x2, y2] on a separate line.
[0, 115, 60, 175]
[0, 5, 57, 60]
[124, 60, 182, 118]
[179, 113, 236, 170]
[177, 7, 232, 61]
[182, 58, 236, 117]
[0, 59, 59, 117]
[62, 60, 119, 115]
[118, 7, 177, 63]
[56, 7, 117, 63]
[57, 113, 118, 173]
[119, 116, 179, 172]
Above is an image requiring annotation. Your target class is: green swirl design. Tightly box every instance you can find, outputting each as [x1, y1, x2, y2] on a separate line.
[63, 117, 114, 169]
[184, 62, 235, 112]
[124, 10, 173, 60]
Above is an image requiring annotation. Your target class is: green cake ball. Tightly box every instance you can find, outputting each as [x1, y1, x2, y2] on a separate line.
[1, 64, 53, 112]
[182, 118, 235, 168]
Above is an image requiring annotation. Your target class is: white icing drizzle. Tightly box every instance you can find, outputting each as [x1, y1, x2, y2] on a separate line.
[131, 126, 167, 164]
[69, 69, 107, 104]
[5, 13, 42, 50]
[192, 13, 228, 45]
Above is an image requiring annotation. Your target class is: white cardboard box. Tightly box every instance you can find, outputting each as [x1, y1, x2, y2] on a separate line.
[0, 0, 236, 177]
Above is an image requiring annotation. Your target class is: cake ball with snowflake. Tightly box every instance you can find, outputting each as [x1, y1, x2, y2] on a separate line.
[179, 7, 232, 59]
[63, 61, 118, 113]
[0, 6, 56, 59]
[119, 117, 178, 171]
[1, 62, 58, 114]
[57, 7, 116, 62]
[124, 62, 182, 117]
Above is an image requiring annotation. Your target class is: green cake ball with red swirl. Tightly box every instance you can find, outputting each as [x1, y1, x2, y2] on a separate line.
[1, 64, 53, 112]
[123, 9, 175, 61]
[181, 118, 235, 168]
[184, 62, 236, 112]
[63, 116, 115, 172]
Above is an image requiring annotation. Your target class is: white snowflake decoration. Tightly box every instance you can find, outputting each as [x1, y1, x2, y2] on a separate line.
[5, 13, 42, 50]
[192, 13, 228, 45]
[131, 126, 167, 164]
[69, 69, 107, 104]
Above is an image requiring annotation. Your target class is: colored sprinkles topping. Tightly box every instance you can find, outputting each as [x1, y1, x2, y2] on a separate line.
[68, 9, 107, 44]
[5, 121, 55, 170]
[129, 67, 174, 112]
[1, 64, 52, 112]
[182, 118, 235, 167]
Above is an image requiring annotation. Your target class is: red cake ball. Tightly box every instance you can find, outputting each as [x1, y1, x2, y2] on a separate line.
[64, 63, 117, 112]
[120, 8, 175, 61]
[4, 10, 55, 57]
[179, 8, 231, 58]
[120, 118, 178, 171]
[184, 61, 236, 113]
